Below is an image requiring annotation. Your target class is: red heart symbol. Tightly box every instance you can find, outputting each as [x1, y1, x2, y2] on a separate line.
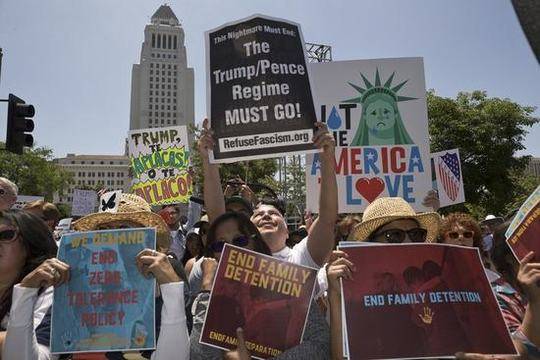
[355, 177, 385, 203]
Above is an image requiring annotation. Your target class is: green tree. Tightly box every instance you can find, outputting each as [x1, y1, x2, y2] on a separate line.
[427, 90, 538, 217]
[0, 144, 73, 201]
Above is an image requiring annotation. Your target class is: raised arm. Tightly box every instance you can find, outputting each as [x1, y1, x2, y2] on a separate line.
[307, 122, 338, 266]
[198, 118, 226, 223]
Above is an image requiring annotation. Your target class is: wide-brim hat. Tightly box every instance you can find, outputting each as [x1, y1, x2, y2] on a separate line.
[73, 193, 170, 249]
[349, 197, 441, 242]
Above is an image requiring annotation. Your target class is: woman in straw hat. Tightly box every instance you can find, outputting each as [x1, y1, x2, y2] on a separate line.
[68, 193, 189, 360]
[326, 197, 441, 359]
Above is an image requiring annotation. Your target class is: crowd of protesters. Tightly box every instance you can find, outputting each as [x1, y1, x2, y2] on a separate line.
[0, 119, 538, 360]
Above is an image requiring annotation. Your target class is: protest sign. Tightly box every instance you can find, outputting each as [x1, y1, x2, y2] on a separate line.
[200, 244, 317, 359]
[507, 201, 540, 262]
[98, 190, 122, 213]
[431, 149, 465, 207]
[11, 195, 44, 210]
[51, 228, 156, 354]
[506, 185, 540, 238]
[339, 243, 516, 359]
[72, 189, 97, 216]
[206, 14, 317, 163]
[128, 126, 192, 205]
[306, 58, 432, 213]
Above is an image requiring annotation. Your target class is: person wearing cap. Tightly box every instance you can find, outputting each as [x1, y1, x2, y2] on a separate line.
[325, 197, 441, 359]
[23, 200, 61, 232]
[198, 118, 338, 268]
[71, 193, 189, 360]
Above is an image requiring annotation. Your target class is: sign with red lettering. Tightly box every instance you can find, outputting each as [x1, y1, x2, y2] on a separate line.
[128, 125, 192, 205]
[306, 58, 432, 213]
[51, 228, 156, 354]
[339, 243, 516, 359]
[200, 244, 317, 359]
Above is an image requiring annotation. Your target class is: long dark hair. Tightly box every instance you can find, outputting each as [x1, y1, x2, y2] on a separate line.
[203, 212, 271, 258]
[491, 220, 520, 290]
[0, 210, 58, 323]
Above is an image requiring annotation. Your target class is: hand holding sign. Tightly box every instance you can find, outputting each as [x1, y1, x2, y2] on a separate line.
[198, 118, 216, 162]
[20, 258, 70, 289]
[224, 328, 252, 360]
[517, 251, 540, 302]
[313, 122, 336, 159]
[136, 249, 180, 285]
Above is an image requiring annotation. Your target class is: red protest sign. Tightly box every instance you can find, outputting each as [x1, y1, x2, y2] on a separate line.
[200, 244, 317, 359]
[340, 243, 516, 360]
[507, 201, 540, 262]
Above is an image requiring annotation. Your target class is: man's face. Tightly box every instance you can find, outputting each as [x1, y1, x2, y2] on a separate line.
[250, 204, 288, 239]
[0, 183, 17, 211]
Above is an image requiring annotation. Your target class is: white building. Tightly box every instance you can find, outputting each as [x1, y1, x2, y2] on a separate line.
[53, 154, 131, 204]
[129, 5, 194, 131]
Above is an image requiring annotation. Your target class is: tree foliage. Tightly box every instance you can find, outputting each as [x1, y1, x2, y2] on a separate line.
[427, 90, 538, 217]
[0, 144, 73, 202]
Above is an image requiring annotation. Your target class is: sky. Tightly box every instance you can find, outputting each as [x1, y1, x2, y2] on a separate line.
[0, 0, 539, 158]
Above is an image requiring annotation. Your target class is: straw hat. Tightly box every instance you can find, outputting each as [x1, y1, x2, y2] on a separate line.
[349, 197, 441, 242]
[72, 193, 170, 249]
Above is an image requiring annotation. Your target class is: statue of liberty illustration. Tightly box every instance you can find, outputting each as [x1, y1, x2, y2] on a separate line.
[343, 69, 417, 146]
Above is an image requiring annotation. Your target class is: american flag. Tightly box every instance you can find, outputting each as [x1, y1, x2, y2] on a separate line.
[438, 152, 461, 201]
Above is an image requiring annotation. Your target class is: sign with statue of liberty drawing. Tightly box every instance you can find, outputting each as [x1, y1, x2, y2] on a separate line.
[306, 58, 432, 213]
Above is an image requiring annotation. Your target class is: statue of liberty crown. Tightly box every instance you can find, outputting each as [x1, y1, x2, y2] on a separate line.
[343, 68, 417, 104]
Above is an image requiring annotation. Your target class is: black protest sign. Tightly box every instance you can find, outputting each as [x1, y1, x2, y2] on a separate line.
[206, 14, 317, 163]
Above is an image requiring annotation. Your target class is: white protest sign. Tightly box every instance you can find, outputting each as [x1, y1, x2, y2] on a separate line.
[12, 195, 44, 210]
[306, 58, 432, 213]
[71, 189, 97, 216]
[431, 149, 465, 207]
[98, 190, 122, 213]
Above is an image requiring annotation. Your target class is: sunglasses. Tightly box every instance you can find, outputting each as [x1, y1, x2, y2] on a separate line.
[0, 228, 18, 243]
[210, 235, 250, 253]
[447, 231, 473, 239]
[371, 228, 427, 244]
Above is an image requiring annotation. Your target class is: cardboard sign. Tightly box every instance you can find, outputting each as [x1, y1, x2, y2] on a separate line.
[507, 201, 540, 262]
[306, 58, 432, 213]
[72, 189, 97, 217]
[11, 195, 44, 210]
[98, 190, 122, 213]
[339, 243, 516, 360]
[206, 14, 317, 163]
[51, 228, 156, 354]
[506, 185, 540, 239]
[200, 244, 317, 359]
[128, 126, 192, 205]
[431, 149, 465, 207]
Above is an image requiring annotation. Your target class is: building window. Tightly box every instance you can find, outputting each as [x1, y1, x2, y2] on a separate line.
[168, 35, 172, 49]
[173, 92, 177, 96]
[167, 85, 171, 89]
[71, 161, 75, 164]
[173, 55, 176, 58]
[91, 161, 95, 164]
[168, 71, 171, 76]
[173, 106, 176, 110]
[151, 53, 155, 58]
[174, 71, 177, 76]
[173, 35, 177, 49]
[150, 84, 153, 89]
[162, 85, 165, 89]
[81, 161, 85, 164]
[157, 53, 161, 58]
[162, 77, 165, 82]
[174, 65, 177, 70]
[157, 33, 161, 48]
[149, 104, 152, 110]
[150, 63, 153, 68]
[152, 33, 156, 47]
[149, 98, 153, 103]
[100, 161, 104, 164]
[162, 70, 165, 75]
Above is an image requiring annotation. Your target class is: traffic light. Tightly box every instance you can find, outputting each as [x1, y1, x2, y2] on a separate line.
[6, 93, 35, 155]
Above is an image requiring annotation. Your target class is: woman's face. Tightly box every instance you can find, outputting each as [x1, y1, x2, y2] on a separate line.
[365, 99, 396, 133]
[212, 219, 255, 259]
[0, 220, 27, 276]
[443, 224, 475, 247]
